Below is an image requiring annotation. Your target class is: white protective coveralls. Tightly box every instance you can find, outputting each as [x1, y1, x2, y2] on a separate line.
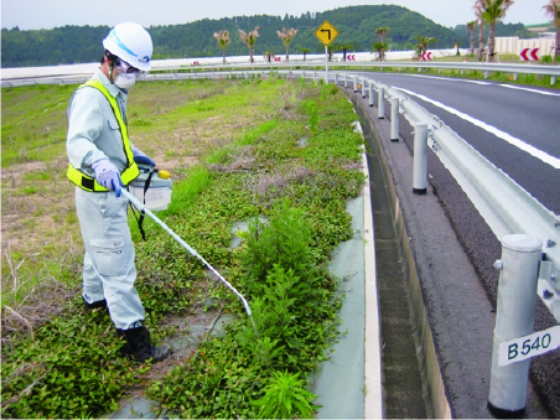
[67, 68, 144, 330]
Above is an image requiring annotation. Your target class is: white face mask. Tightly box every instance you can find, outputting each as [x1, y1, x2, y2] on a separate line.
[114, 72, 138, 89]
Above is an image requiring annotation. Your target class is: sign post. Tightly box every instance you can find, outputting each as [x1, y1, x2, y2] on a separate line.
[488, 234, 543, 418]
[314, 20, 339, 84]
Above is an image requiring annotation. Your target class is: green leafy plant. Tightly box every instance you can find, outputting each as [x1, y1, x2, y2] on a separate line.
[251, 370, 320, 419]
[240, 199, 312, 288]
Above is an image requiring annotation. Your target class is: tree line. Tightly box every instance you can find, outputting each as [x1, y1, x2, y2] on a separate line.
[1, 4, 541, 68]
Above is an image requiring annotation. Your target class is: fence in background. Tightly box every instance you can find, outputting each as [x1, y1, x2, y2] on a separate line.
[3, 59, 560, 88]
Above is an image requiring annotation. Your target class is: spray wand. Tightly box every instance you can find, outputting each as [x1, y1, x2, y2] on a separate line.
[121, 189, 253, 318]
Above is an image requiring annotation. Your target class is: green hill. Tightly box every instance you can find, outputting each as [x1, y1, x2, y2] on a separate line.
[3, 5, 471, 68]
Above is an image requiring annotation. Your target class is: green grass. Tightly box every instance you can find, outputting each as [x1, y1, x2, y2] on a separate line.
[163, 164, 212, 215]
[0, 76, 294, 307]
[1, 84, 76, 166]
[1, 76, 365, 418]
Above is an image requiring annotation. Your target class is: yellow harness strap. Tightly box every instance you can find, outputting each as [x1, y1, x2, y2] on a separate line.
[67, 80, 139, 191]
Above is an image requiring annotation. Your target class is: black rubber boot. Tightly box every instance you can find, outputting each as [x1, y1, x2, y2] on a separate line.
[82, 295, 107, 310]
[118, 326, 171, 363]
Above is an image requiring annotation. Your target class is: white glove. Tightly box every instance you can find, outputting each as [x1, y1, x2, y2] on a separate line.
[92, 159, 122, 197]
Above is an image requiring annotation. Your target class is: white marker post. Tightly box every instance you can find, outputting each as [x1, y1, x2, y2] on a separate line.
[488, 234, 543, 418]
[390, 98, 400, 142]
[412, 123, 428, 194]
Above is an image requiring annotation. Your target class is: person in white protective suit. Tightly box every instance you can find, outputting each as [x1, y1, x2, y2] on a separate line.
[66, 22, 171, 363]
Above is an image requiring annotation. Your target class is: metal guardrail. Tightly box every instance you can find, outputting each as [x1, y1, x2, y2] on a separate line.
[3, 66, 559, 321]
[148, 61, 560, 83]
[341, 72, 560, 322]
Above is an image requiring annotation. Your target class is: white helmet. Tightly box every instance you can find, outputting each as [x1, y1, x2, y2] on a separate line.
[103, 22, 153, 71]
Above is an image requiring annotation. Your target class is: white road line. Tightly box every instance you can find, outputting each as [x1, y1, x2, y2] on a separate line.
[499, 84, 560, 97]
[397, 87, 560, 169]
[395, 73, 491, 85]
[373, 72, 560, 96]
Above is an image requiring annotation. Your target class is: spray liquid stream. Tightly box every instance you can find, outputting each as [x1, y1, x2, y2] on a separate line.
[121, 190, 258, 337]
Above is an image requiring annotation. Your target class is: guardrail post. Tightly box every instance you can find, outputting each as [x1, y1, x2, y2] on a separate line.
[377, 87, 385, 119]
[334, 73, 338, 84]
[302, 71, 305, 80]
[314, 72, 317, 83]
[412, 123, 428, 194]
[551, 76, 556, 85]
[361, 78, 367, 98]
[488, 234, 542, 418]
[353, 77, 358, 92]
[368, 83, 374, 107]
[390, 98, 400, 142]
[344, 73, 348, 88]
[485, 71, 489, 80]
[513, 73, 518, 82]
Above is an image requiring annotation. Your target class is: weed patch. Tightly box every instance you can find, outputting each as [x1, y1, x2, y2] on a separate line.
[2, 76, 364, 418]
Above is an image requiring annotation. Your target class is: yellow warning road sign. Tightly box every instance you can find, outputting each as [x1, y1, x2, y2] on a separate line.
[314, 20, 340, 46]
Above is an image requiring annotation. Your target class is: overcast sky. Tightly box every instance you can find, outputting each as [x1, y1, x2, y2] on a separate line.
[1, 0, 552, 31]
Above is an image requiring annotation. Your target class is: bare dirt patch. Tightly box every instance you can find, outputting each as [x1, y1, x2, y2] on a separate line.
[0, 111, 240, 335]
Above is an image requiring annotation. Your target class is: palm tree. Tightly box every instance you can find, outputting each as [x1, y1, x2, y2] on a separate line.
[376, 27, 389, 61]
[276, 27, 298, 62]
[239, 26, 260, 63]
[467, 20, 477, 55]
[474, 5, 486, 61]
[263, 50, 275, 63]
[213, 30, 230, 65]
[337, 43, 354, 61]
[376, 27, 389, 42]
[414, 36, 437, 60]
[412, 44, 423, 61]
[454, 42, 462, 56]
[298, 47, 312, 61]
[543, 0, 560, 60]
[475, 0, 514, 62]
[372, 42, 388, 61]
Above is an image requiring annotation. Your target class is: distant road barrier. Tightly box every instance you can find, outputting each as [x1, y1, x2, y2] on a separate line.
[3, 60, 560, 87]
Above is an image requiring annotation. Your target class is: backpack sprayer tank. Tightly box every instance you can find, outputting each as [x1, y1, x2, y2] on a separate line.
[128, 163, 172, 211]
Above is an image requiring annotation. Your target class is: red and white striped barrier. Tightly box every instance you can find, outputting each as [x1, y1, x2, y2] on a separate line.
[520, 48, 539, 62]
[421, 51, 433, 61]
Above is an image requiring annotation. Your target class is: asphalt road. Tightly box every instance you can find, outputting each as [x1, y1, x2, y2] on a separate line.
[356, 71, 560, 214]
